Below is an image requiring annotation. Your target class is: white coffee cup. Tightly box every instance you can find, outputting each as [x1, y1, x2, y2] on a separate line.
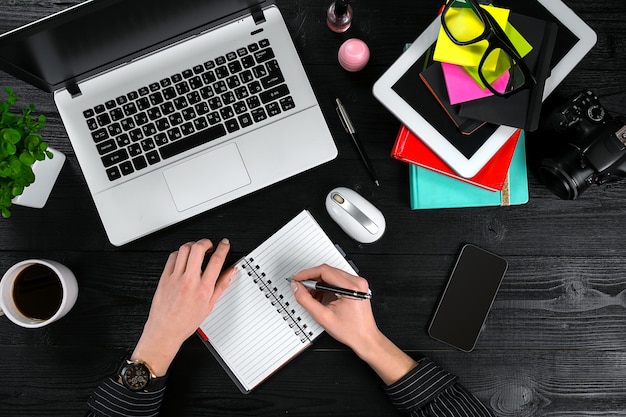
[0, 259, 78, 328]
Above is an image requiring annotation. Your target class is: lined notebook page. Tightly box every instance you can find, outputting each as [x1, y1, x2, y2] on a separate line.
[198, 210, 357, 393]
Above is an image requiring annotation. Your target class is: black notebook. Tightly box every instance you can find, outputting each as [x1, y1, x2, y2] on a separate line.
[419, 62, 486, 135]
[457, 12, 558, 131]
[197, 210, 357, 393]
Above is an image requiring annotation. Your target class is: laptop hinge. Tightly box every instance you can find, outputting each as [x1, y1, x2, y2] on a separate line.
[251, 5, 266, 25]
[67, 82, 82, 98]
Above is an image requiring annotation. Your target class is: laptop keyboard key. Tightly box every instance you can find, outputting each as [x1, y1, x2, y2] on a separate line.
[137, 97, 150, 110]
[154, 133, 168, 147]
[167, 127, 182, 141]
[163, 86, 176, 100]
[180, 122, 195, 136]
[261, 63, 284, 89]
[128, 143, 142, 157]
[106, 166, 122, 181]
[96, 139, 117, 155]
[86, 118, 98, 131]
[132, 155, 148, 170]
[129, 128, 143, 142]
[254, 47, 274, 63]
[92, 128, 109, 143]
[260, 84, 289, 104]
[97, 113, 111, 127]
[101, 148, 129, 167]
[225, 118, 239, 133]
[251, 108, 267, 123]
[238, 113, 253, 128]
[123, 102, 138, 116]
[116, 133, 131, 147]
[110, 108, 124, 121]
[206, 112, 220, 125]
[280, 96, 296, 111]
[160, 124, 227, 160]
[120, 118, 135, 131]
[149, 92, 164, 106]
[120, 161, 134, 176]
[193, 117, 208, 131]
[107, 123, 123, 137]
[146, 150, 161, 165]
[242, 55, 255, 69]
[266, 102, 281, 117]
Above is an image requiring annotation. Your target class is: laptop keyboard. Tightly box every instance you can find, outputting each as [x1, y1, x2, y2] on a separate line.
[82, 39, 296, 182]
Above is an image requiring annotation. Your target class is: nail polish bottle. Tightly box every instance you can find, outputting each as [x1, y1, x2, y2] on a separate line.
[327, 0, 353, 33]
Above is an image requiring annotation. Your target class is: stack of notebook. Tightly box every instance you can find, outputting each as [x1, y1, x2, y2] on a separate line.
[391, 2, 558, 209]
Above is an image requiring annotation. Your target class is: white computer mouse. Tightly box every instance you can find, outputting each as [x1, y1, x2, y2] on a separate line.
[325, 187, 386, 243]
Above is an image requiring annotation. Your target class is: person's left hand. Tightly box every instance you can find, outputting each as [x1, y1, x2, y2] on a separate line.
[131, 238, 235, 376]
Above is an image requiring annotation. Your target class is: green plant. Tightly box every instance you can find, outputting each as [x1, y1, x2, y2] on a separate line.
[0, 88, 51, 218]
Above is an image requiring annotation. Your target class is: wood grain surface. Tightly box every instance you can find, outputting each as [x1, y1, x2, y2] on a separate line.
[1, 0, 625, 416]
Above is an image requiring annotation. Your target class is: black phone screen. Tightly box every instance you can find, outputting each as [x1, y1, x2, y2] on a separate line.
[428, 244, 508, 352]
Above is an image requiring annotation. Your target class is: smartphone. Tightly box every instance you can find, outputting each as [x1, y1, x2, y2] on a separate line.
[428, 244, 508, 352]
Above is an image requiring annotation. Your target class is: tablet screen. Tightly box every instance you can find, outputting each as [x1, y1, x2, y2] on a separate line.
[392, 50, 498, 159]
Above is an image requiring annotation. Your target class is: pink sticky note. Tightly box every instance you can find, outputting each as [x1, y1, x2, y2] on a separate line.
[441, 62, 510, 105]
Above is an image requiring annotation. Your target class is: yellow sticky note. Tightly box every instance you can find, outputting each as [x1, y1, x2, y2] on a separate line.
[464, 21, 533, 87]
[433, 4, 510, 71]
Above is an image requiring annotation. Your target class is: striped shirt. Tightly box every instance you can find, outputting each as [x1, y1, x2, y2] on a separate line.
[86, 377, 165, 417]
[86, 357, 493, 416]
[384, 358, 494, 417]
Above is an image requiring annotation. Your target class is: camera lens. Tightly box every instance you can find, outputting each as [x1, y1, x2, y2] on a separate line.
[539, 151, 595, 200]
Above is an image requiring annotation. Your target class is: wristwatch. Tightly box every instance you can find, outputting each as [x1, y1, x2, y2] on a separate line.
[119, 359, 167, 392]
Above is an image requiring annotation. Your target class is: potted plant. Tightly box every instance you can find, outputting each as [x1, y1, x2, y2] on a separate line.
[0, 87, 60, 218]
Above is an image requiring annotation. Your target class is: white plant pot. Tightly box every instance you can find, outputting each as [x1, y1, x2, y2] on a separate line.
[11, 147, 66, 209]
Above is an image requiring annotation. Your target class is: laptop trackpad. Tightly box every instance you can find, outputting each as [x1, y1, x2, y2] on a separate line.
[163, 143, 251, 212]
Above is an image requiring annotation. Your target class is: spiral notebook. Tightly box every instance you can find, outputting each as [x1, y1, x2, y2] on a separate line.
[197, 210, 357, 393]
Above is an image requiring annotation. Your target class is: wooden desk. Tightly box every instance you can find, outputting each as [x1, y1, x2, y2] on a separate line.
[1, 1, 625, 416]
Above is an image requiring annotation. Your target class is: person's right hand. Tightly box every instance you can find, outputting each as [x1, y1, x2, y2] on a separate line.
[290, 264, 381, 357]
[290, 264, 418, 385]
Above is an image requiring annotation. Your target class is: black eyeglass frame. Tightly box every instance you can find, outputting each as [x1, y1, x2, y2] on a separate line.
[440, 0, 537, 97]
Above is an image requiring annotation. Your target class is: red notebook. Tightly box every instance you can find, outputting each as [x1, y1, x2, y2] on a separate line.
[391, 125, 521, 191]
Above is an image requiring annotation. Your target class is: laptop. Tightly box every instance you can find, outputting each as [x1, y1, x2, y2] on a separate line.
[0, 0, 337, 246]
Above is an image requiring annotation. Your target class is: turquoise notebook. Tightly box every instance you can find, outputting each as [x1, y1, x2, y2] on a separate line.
[409, 132, 529, 209]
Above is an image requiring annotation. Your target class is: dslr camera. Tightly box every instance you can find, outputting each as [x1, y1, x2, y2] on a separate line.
[539, 90, 626, 199]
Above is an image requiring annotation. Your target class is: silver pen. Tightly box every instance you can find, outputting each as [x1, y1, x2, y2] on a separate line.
[286, 277, 372, 300]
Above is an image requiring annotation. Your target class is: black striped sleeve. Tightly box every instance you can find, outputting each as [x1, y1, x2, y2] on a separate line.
[383, 358, 494, 417]
[85, 377, 166, 417]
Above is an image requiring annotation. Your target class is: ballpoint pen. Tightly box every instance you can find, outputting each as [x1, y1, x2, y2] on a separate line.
[335, 98, 380, 187]
[285, 277, 372, 300]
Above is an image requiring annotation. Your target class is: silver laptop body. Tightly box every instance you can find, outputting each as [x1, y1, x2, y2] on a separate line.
[0, 0, 337, 245]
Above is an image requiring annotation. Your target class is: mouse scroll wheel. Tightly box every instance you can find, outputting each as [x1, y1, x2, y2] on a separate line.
[332, 193, 345, 204]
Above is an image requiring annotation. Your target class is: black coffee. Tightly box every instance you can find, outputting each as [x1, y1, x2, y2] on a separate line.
[12, 264, 63, 320]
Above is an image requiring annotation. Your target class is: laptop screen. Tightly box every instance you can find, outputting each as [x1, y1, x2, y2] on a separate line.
[0, 0, 268, 92]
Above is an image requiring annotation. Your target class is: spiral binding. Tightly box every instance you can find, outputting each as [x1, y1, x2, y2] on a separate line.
[241, 257, 314, 343]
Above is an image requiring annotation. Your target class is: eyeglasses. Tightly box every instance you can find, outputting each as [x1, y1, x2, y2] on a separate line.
[440, 0, 536, 97]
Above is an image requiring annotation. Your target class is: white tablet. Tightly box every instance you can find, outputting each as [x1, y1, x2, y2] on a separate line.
[373, 0, 596, 178]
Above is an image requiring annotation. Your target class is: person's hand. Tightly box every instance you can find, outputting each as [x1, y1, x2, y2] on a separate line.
[131, 238, 235, 376]
[291, 264, 417, 385]
[290, 264, 380, 355]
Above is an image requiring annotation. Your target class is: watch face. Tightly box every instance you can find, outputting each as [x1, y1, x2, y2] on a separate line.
[122, 362, 151, 391]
